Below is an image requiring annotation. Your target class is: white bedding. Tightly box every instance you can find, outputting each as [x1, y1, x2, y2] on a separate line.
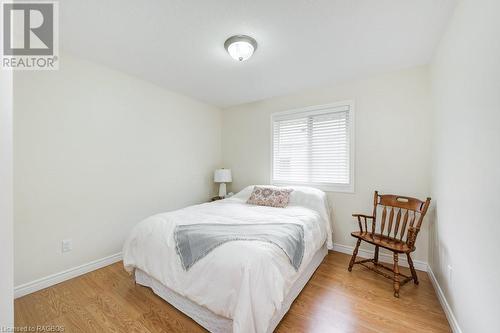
[123, 185, 332, 333]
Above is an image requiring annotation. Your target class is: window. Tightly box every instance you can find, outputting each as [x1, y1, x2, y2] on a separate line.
[271, 101, 354, 192]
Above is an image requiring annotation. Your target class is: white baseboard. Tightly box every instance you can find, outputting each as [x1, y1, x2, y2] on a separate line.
[332, 243, 428, 271]
[14, 252, 123, 299]
[427, 266, 462, 333]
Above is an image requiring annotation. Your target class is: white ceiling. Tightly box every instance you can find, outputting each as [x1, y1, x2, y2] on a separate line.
[61, 0, 457, 108]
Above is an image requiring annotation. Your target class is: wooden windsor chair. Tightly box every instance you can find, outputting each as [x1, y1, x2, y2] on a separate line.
[348, 191, 431, 297]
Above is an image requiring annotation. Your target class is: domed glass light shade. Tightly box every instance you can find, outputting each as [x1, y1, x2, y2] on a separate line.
[224, 35, 258, 62]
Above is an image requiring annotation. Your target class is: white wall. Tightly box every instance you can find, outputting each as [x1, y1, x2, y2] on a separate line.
[222, 66, 432, 262]
[430, 0, 500, 331]
[0, 70, 14, 326]
[14, 54, 221, 286]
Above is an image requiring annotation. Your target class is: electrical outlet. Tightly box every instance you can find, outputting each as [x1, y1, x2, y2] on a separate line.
[447, 264, 453, 283]
[62, 239, 73, 253]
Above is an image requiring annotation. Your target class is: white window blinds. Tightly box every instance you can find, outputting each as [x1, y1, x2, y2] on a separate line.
[271, 102, 354, 192]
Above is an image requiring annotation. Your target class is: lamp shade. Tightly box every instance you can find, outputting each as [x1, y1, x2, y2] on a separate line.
[214, 169, 232, 183]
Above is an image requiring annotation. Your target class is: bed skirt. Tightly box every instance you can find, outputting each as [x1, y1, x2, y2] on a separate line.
[134, 242, 328, 333]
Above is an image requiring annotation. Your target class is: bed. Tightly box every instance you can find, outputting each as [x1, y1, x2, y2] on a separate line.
[123, 185, 332, 333]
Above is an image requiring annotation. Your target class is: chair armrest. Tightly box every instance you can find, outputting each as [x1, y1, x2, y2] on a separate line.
[352, 214, 374, 219]
[352, 214, 374, 233]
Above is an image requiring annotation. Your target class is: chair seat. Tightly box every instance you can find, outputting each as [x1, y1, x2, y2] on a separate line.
[351, 231, 413, 253]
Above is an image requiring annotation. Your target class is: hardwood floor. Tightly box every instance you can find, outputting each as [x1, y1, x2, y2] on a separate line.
[15, 251, 451, 333]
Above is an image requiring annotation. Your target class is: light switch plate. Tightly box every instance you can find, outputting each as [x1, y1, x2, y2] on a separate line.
[62, 239, 73, 253]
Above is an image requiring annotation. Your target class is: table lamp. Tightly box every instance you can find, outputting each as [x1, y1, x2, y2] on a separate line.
[214, 169, 232, 198]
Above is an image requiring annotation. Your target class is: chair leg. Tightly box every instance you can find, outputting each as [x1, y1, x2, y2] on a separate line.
[406, 253, 419, 285]
[374, 245, 379, 265]
[348, 239, 362, 272]
[393, 253, 400, 298]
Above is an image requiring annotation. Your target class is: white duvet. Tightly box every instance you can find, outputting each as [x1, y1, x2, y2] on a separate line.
[123, 185, 332, 333]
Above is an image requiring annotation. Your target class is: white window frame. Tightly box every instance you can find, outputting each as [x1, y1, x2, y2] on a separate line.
[270, 100, 355, 193]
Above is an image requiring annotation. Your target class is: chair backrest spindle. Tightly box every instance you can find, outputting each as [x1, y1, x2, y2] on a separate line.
[394, 208, 401, 239]
[400, 210, 409, 241]
[387, 207, 394, 237]
[409, 211, 416, 229]
[380, 206, 387, 235]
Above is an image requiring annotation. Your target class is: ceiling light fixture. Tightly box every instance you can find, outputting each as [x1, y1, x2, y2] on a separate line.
[224, 35, 257, 62]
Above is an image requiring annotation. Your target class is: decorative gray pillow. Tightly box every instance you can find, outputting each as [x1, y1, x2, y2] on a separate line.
[246, 186, 293, 208]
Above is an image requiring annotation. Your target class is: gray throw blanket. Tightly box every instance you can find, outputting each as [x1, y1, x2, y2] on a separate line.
[174, 223, 305, 271]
